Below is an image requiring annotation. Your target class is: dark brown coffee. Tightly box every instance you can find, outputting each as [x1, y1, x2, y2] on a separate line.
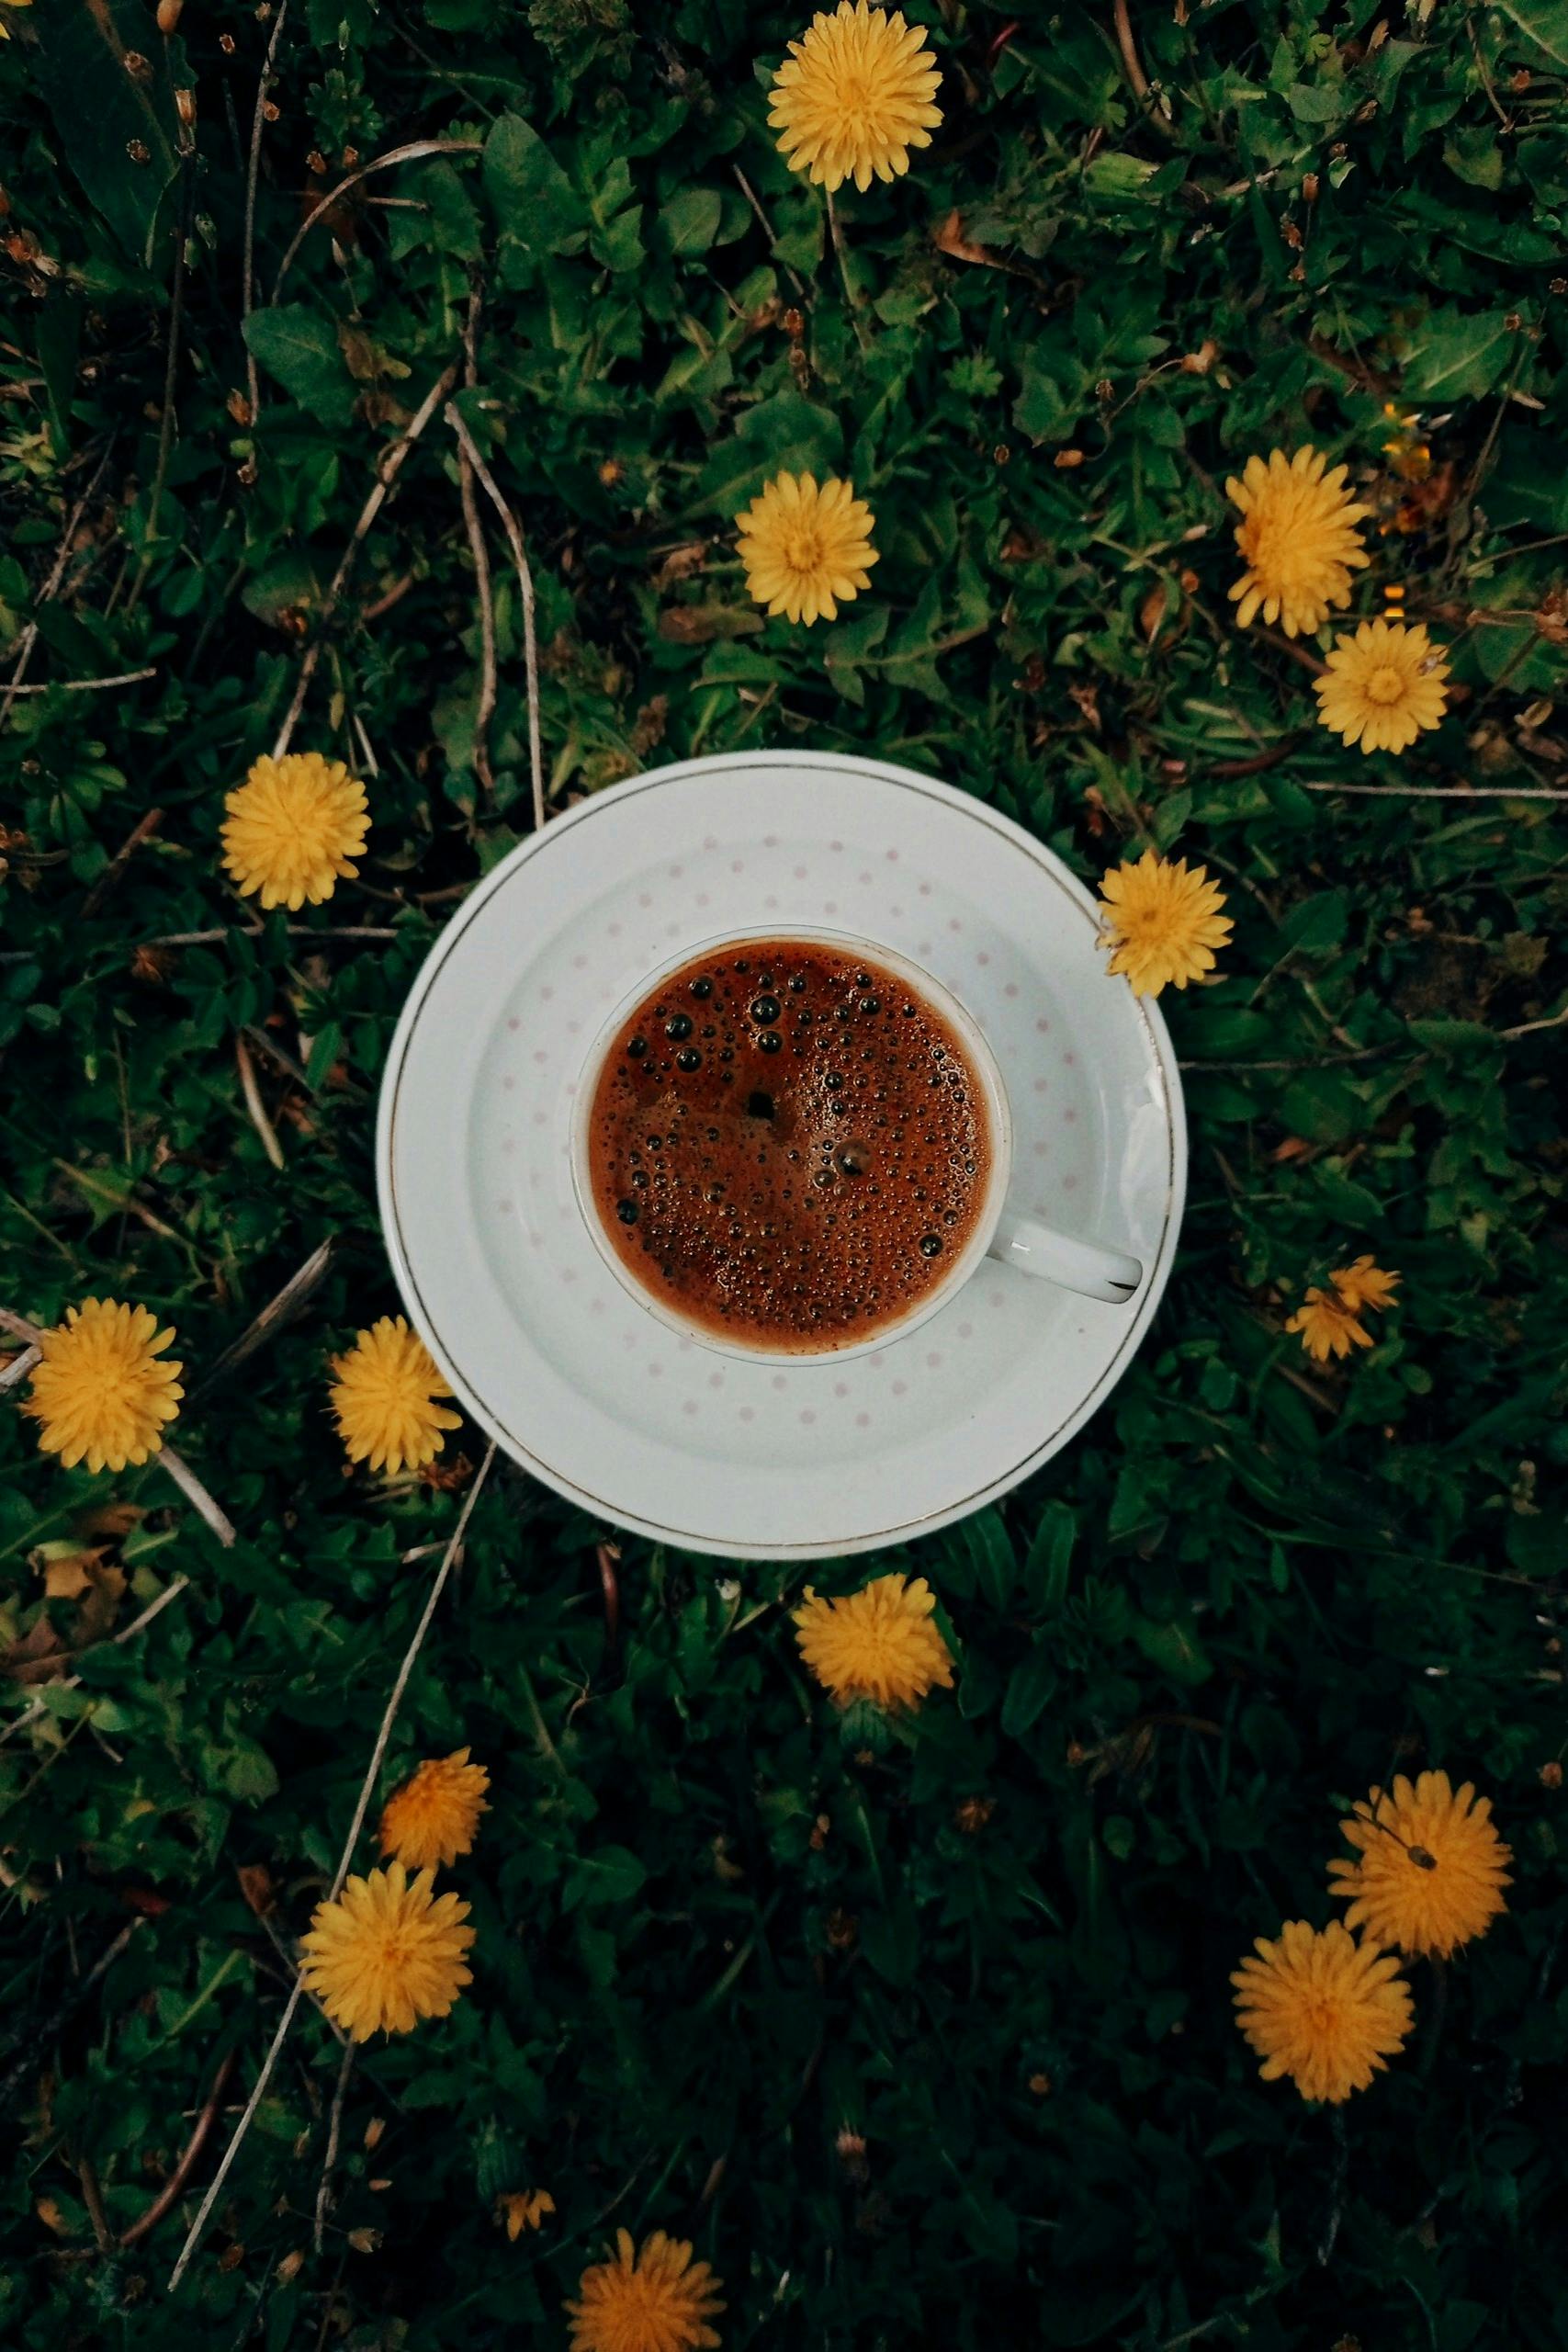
[585, 938, 992, 1352]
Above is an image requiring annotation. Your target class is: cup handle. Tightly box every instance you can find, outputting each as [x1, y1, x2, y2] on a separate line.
[987, 1207, 1143, 1306]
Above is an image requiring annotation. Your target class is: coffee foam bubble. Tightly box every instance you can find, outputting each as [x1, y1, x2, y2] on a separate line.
[588, 941, 989, 1351]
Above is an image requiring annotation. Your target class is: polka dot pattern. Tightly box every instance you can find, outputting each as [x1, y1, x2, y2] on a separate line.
[393, 758, 1174, 1549]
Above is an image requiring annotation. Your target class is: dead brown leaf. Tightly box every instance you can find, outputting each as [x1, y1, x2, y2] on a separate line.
[80, 1500, 146, 1540]
[355, 389, 413, 429]
[337, 324, 380, 381]
[39, 1558, 89, 1605]
[5, 1548, 129, 1680]
[1067, 681, 1102, 732]
[120, 1885, 171, 1917]
[657, 605, 764, 646]
[237, 1863, 276, 1917]
[931, 209, 1000, 267]
[651, 542, 710, 592]
[1139, 582, 1172, 644]
[2, 1614, 65, 1687]
[630, 695, 670, 756]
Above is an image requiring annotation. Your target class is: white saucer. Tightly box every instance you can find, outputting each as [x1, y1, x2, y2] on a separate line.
[376, 752, 1185, 1560]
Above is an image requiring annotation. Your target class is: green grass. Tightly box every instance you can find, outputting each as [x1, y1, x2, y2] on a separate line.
[2, 1, 1565, 2345]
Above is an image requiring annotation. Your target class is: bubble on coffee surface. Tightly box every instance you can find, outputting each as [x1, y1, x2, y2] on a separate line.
[586, 939, 990, 1351]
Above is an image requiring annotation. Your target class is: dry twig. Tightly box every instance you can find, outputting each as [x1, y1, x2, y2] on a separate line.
[272, 363, 458, 761]
[1255, 627, 1328, 677]
[144, 923, 402, 947]
[825, 191, 872, 356]
[192, 1238, 334, 1401]
[0, 1920, 143, 2112]
[118, 2053, 238, 2248]
[731, 165, 807, 296]
[1111, 0, 1174, 130]
[165, 1442, 498, 2295]
[0, 1344, 40, 1394]
[455, 288, 497, 798]
[243, 0, 291, 423]
[80, 807, 167, 922]
[272, 140, 482, 300]
[1302, 777, 1568, 800]
[313, 2042, 355, 2251]
[157, 1451, 238, 1549]
[234, 1035, 286, 1171]
[1499, 1004, 1568, 1042]
[445, 405, 546, 831]
[128, 168, 194, 613]
[3, 667, 159, 698]
[597, 1540, 622, 1655]
[0, 444, 117, 729]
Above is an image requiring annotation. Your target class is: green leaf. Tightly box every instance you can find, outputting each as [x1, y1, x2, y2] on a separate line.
[1013, 360, 1082, 446]
[657, 188, 725, 258]
[1444, 129, 1505, 193]
[1130, 1614, 1213, 1688]
[242, 307, 358, 427]
[1279, 889, 1348, 955]
[954, 1506, 1016, 1611]
[822, 602, 890, 705]
[562, 1845, 647, 1911]
[36, 291, 83, 454]
[1152, 786, 1193, 851]
[1287, 81, 1350, 123]
[693, 390, 842, 517]
[1082, 153, 1161, 201]
[1404, 1017, 1505, 1059]
[1404, 307, 1517, 401]
[1023, 1500, 1077, 1611]
[417, 160, 483, 262]
[483, 114, 585, 279]
[304, 1022, 343, 1093]
[860, 1897, 919, 1986]
[222, 1742, 280, 1802]
[581, 155, 645, 274]
[1472, 616, 1564, 692]
[1001, 1645, 1057, 1738]
[1495, 0, 1568, 68]
[29, 0, 179, 266]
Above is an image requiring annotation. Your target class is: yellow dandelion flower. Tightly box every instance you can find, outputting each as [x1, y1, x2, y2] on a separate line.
[793, 1572, 953, 1712]
[1232, 1918, 1414, 2104]
[567, 2228, 725, 2352]
[736, 470, 877, 628]
[328, 1315, 461, 1476]
[1330, 1256, 1401, 1316]
[220, 750, 369, 911]
[1328, 1770, 1512, 1959]
[1097, 850, 1233, 999]
[299, 1861, 475, 2042]
[378, 1748, 490, 1871]
[25, 1298, 184, 1475]
[1284, 1286, 1371, 1363]
[499, 2188, 556, 2239]
[1226, 446, 1371, 637]
[1285, 1256, 1398, 1362]
[0, 0, 34, 35]
[1314, 619, 1450, 754]
[769, 1, 942, 195]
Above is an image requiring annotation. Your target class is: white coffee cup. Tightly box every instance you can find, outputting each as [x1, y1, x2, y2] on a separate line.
[570, 927, 1143, 1363]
